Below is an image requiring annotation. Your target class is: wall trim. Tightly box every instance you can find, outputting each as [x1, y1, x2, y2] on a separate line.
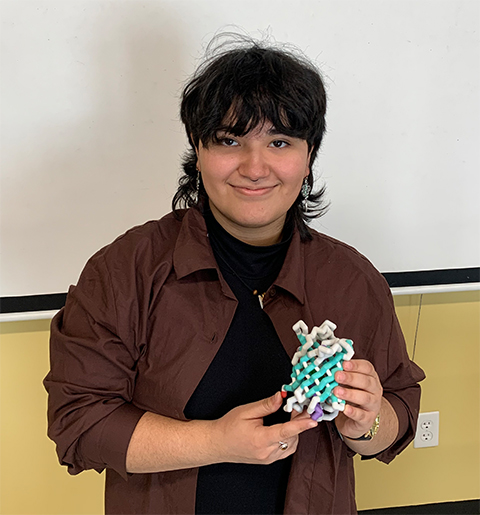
[1, 268, 480, 316]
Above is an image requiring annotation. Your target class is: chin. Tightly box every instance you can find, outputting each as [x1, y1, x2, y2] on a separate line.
[233, 213, 272, 227]
[237, 216, 283, 231]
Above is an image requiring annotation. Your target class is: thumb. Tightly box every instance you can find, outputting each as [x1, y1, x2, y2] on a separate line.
[244, 392, 283, 419]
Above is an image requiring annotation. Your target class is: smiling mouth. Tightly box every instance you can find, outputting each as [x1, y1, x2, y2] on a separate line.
[231, 185, 277, 196]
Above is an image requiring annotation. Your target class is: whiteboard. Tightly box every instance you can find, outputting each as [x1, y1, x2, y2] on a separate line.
[1, 0, 479, 298]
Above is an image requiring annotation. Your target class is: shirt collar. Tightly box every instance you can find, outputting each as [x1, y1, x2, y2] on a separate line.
[273, 228, 306, 305]
[173, 208, 218, 279]
[173, 207, 307, 305]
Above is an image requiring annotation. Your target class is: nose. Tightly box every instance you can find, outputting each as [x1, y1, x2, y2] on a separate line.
[238, 148, 270, 181]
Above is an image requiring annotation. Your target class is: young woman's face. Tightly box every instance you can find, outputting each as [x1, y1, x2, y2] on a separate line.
[196, 124, 310, 246]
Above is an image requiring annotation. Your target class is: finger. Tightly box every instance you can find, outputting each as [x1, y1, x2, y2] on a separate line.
[290, 408, 310, 420]
[342, 359, 376, 375]
[242, 392, 283, 419]
[270, 415, 318, 442]
[340, 403, 374, 426]
[335, 369, 381, 396]
[275, 436, 299, 457]
[336, 360, 382, 393]
[334, 385, 378, 412]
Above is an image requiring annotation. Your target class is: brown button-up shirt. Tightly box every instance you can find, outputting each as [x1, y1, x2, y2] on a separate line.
[44, 208, 425, 514]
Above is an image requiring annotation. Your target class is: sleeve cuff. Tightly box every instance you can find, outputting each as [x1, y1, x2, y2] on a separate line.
[362, 392, 415, 464]
[76, 403, 145, 480]
[100, 403, 146, 480]
[384, 392, 410, 444]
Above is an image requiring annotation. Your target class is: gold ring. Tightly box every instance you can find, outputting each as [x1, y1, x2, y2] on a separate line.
[278, 441, 288, 451]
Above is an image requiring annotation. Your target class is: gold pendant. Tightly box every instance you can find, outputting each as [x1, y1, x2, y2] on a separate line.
[258, 293, 265, 309]
[253, 289, 266, 309]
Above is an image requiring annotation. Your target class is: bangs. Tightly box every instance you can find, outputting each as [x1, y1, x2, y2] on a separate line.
[186, 46, 325, 148]
[209, 96, 307, 144]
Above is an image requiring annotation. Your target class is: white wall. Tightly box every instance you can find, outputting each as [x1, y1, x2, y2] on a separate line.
[1, 0, 479, 297]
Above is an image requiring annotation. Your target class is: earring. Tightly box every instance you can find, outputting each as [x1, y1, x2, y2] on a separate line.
[194, 169, 201, 203]
[301, 177, 311, 211]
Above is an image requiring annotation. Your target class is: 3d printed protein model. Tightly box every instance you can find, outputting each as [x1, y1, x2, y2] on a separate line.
[281, 320, 355, 422]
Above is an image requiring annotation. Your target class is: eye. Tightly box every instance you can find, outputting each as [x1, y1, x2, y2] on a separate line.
[270, 140, 289, 148]
[221, 137, 238, 147]
[214, 133, 238, 147]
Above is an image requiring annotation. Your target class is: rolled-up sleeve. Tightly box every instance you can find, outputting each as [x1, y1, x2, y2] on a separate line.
[363, 289, 425, 464]
[44, 250, 146, 479]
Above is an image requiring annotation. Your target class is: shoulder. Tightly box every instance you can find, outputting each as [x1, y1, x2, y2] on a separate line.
[303, 227, 392, 302]
[75, 211, 193, 291]
[110, 210, 184, 248]
[94, 210, 186, 264]
[299, 229, 398, 360]
[306, 228, 384, 277]
[70, 210, 195, 315]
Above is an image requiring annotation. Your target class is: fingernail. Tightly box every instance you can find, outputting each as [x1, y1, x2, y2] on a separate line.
[336, 387, 345, 398]
[336, 372, 345, 382]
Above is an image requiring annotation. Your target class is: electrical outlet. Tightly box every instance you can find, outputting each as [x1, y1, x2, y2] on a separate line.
[414, 411, 439, 448]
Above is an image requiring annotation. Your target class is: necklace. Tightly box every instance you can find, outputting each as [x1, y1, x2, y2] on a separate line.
[204, 211, 290, 310]
[213, 249, 267, 308]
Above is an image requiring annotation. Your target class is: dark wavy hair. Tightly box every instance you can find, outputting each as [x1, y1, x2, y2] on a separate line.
[173, 34, 329, 240]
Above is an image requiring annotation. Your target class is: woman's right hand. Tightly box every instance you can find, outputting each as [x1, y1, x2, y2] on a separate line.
[126, 392, 317, 473]
[211, 392, 317, 465]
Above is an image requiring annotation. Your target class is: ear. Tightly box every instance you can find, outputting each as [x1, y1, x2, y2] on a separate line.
[191, 134, 199, 154]
[191, 135, 201, 171]
[305, 148, 313, 177]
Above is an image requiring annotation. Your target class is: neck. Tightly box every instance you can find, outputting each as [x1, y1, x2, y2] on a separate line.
[209, 205, 285, 247]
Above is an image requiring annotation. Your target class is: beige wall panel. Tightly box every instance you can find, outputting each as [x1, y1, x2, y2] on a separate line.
[355, 292, 480, 510]
[0, 320, 104, 515]
[1, 291, 479, 513]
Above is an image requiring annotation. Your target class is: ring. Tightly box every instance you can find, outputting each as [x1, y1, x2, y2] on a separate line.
[278, 441, 288, 451]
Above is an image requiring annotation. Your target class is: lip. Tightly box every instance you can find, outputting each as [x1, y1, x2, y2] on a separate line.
[231, 185, 277, 196]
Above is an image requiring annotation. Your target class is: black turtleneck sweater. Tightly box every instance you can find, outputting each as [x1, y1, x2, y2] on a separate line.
[184, 211, 294, 514]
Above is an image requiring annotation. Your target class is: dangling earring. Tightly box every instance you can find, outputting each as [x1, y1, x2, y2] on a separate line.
[194, 169, 201, 203]
[301, 176, 311, 211]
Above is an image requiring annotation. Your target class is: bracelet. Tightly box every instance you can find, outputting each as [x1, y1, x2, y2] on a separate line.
[343, 414, 380, 442]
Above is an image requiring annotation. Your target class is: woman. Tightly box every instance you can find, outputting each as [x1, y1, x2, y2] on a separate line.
[45, 36, 424, 515]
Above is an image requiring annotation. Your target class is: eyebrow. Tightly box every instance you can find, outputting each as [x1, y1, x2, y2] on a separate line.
[215, 126, 289, 138]
[266, 127, 285, 136]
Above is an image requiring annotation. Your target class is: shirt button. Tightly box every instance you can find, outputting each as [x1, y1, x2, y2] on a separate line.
[269, 287, 276, 297]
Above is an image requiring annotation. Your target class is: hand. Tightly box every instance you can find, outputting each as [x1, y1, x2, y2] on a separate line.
[333, 359, 383, 439]
[212, 392, 318, 465]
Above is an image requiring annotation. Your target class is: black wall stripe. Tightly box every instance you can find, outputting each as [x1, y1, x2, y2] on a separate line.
[1, 268, 479, 314]
[384, 267, 479, 288]
[1, 293, 67, 314]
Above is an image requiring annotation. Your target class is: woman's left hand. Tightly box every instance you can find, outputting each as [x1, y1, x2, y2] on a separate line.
[333, 359, 383, 439]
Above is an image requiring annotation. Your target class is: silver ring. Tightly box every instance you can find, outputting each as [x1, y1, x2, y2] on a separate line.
[278, 441, 288, 451]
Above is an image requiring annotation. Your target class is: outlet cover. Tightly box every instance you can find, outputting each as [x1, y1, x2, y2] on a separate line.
[414, 411, 439, 448]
